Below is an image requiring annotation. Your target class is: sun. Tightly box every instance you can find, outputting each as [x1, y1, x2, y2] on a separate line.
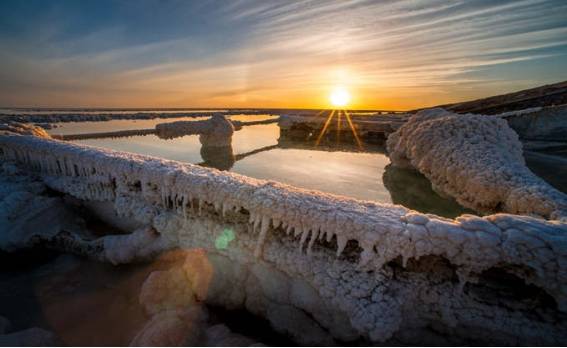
[329, 87, 351, 107]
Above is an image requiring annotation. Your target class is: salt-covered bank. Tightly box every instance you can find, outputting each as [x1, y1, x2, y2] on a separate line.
[1, 109, 566, 345]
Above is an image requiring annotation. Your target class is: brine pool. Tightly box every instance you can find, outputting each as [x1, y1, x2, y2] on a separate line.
[47, 114, 567, 218]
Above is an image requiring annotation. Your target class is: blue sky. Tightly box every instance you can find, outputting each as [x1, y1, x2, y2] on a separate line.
[1, 0, 566, 109]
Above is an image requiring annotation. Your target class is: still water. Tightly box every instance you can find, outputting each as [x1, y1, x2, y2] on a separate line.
[49, 115, 472, 217]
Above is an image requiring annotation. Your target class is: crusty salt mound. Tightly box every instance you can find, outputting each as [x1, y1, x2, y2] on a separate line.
[1, 135, 566, 345]
[387, 108, 567, 219]
[0, 122, 51, 138]
[155, 114, 234, 147]
[0, 163, 82, 251]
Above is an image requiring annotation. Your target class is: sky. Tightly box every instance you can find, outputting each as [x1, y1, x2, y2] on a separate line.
[0, 0, 567, 110]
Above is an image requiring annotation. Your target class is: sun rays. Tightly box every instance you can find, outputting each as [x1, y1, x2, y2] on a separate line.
[315, 109, 336, 146]
[314, 109, 363, 149]
[315, 85, 362, 149]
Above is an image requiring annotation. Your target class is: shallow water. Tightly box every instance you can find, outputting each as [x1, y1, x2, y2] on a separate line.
[49, 115, 473, 218]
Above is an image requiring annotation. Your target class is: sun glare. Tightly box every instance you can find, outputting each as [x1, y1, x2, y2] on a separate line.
[329, 87, 351, 107]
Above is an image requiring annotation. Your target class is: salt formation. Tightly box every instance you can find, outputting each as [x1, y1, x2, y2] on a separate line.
[155, 114, 235, 147]
[0, 122, 51, 138]
[155, 114, 237, 170]
[387, 108, 567, 219]
[0, 163, 82, 251]
[0, 162, 168, 263]
[1, 134, 567, 345]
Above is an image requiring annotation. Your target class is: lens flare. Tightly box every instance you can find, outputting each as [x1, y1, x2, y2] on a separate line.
[215, 228, 235, 249]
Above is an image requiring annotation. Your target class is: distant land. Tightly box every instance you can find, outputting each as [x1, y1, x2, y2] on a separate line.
[436, 80, 567, 115]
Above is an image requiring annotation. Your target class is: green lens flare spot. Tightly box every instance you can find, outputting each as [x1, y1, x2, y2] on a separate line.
[215, 228, 235, 250]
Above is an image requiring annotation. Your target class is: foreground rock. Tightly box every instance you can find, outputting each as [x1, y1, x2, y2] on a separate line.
[0, 122, 50, 138]
[387, 108, 567, 219]
[0, 163, 84, 252]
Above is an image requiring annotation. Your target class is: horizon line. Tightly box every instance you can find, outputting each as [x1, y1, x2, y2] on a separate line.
[0, 106, 409, 112]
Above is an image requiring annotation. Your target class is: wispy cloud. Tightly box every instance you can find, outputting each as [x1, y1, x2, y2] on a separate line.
[0, 0, 566, 108]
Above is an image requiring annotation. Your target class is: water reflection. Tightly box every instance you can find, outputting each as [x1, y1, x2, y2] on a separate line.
[276, 134, 472, 217]
[382, 164, 474, 218]
[200, 145, 235, 171]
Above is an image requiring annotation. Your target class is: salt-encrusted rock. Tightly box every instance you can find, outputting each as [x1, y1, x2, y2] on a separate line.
[129, 306, 208, 346]
[0, 167, 84, 252]
[387, 108, 567, 219]
[1, 134, 567, 345]
[102, 227, 170, 265]
[0, 328, 59, 346]
[156, 114, 235, 147]
[182, 251, 247, 309]
[0, 122, 51, 138]
[289, 278, 359, 341]
[139, 268, 196, 316]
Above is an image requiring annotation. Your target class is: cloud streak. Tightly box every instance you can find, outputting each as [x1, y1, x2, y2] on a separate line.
[0, 0, 566, 109]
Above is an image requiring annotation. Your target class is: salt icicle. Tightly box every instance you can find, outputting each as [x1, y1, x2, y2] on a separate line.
[182, 195, 187, 222]
[307, 231, 319, 255]
[254, 216, 271, 258]
[299, 229, 310, 251]
[336, 235, 347, 257]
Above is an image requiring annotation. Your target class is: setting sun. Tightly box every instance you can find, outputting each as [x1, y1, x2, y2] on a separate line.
[329, 87, 351, 107]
